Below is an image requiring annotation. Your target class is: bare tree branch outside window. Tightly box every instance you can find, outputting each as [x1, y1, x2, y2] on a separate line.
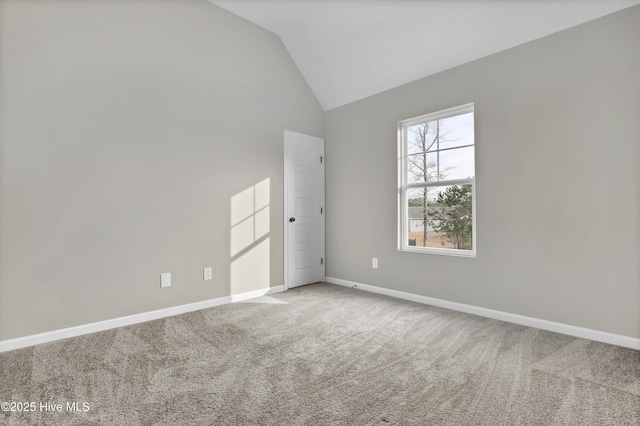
[407, 120, 455, 246]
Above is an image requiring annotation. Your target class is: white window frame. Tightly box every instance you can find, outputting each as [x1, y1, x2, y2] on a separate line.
[398, 103, 476, 257]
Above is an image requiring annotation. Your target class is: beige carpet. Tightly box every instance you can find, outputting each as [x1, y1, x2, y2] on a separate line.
[1, 283, 639, 425]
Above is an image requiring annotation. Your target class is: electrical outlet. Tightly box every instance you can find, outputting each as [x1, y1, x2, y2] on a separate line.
[372, 258, 378, 269]
[203, 267, 212, 280]
[160, 272, 171, 288]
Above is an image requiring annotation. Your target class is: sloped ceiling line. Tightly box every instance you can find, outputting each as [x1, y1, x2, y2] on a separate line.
[209, 0, 640, 111]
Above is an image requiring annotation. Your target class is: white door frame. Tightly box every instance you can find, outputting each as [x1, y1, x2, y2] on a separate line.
[284, 130, 325, 290]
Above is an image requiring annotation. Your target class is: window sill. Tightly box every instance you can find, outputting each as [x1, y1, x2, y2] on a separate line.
[399, 246, 476, 258]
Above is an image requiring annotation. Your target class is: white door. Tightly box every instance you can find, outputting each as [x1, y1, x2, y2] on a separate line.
[284, 130, 325, 289]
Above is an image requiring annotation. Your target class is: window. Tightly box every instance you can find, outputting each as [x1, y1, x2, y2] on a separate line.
[398, 103, 475, 256]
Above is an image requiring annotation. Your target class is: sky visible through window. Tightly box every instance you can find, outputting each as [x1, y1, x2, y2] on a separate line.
[408, 112, 474, 201]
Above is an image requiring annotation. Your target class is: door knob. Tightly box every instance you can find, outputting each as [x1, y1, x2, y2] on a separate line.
[289, 217, 296, 222]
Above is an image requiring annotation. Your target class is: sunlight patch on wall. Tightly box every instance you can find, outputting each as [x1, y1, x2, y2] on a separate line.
[230, 178, 270, 256]
[230, 178, 271, 293]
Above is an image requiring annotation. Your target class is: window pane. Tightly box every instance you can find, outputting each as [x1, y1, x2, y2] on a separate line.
[407, 147, 474, 183]
[406, 187, 428, 247]
[425, 184, 473, 250]
[406, 112, 473, 155]
[437, 112, 474, 150]
[407, 152, 438, 184]
[438, 146, 475, 180]
[407, 123, 438, 155]
[406, 187, 449, 249]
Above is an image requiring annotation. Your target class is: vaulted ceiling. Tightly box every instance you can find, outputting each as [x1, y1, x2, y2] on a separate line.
[209, 0, 640, 111]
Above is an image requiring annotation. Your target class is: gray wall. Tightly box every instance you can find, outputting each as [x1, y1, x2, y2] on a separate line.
[0, 0, 324, 340]
[325, 6, 640, 339]
[1, 1, 638, 343]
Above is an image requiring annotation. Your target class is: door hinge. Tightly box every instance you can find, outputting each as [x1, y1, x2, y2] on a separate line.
[320, 207, 323, 214]
[320, 258, 324, 265]
[320, 156, 323, 164]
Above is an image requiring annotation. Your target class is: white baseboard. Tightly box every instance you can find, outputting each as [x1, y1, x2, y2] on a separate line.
[325, 277, 640, 351]
[0, 285, 285, 353]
